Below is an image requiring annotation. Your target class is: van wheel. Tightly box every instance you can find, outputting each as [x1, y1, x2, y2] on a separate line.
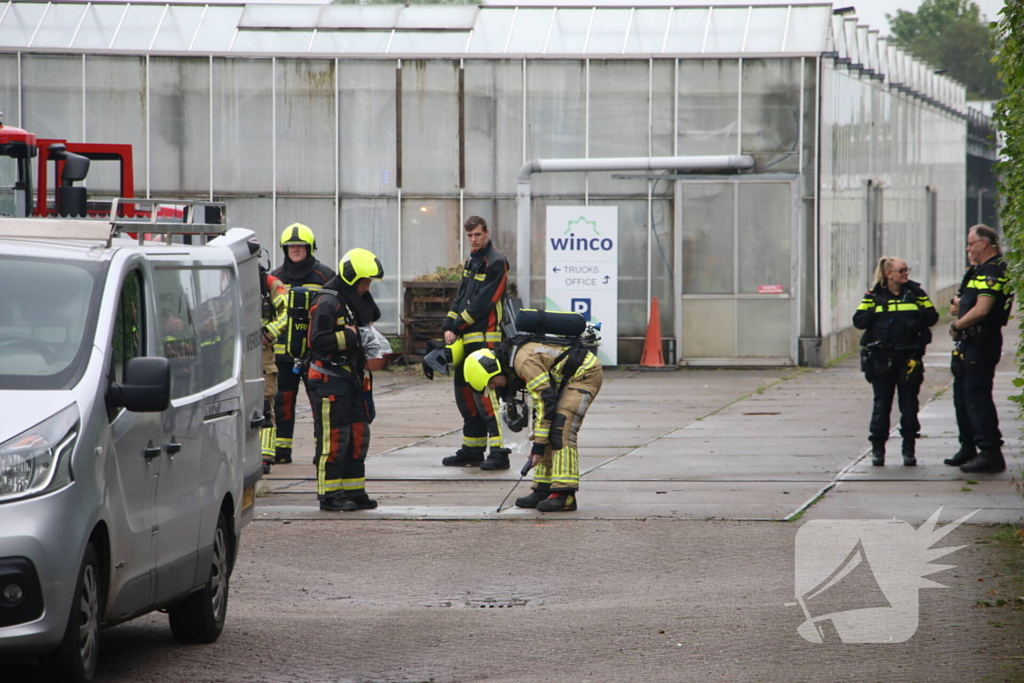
[49, 543, 102, 683]
[168, 512, 230, 643]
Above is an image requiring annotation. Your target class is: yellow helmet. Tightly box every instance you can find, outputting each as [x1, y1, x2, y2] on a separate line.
[464, 349, 503, 392]
[339, 248, 384, 286]
[280, 223, 317, 252]
[446, 336, 465, 368]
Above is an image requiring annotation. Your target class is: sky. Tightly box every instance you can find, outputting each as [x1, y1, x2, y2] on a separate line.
[817, 0, 1005, 36]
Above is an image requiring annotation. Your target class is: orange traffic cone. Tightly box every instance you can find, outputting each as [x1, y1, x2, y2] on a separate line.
[639, 296, 665, 368]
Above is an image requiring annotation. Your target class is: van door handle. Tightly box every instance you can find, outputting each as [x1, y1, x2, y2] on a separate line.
[165, 441, 182, 455]
[143, 441, 161, 459]
[250, 413, 266, 431]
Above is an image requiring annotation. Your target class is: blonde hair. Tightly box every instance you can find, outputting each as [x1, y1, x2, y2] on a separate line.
[873, 256, 895, 287]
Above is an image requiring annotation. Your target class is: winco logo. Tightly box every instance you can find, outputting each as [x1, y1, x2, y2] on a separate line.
[549, 216, 614, 252]
[789, 508, 976, 644]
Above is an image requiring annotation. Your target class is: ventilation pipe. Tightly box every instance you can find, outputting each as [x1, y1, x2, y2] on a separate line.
[515, 155, 755, 307]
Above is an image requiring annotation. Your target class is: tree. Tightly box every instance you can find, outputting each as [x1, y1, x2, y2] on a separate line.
[887, 0, 1002, 100]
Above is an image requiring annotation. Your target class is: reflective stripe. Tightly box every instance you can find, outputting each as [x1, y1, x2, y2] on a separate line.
[340, 477, 366, 491]
[462, 332, 485, 344]
[261, 426, 276, 458]
[526, 374, 548, 392]
[550, 446, 579, 489]
[461, 310, 476, 325]
[463, 436, 487, 448]
[317, 398, 332, 496]
[966, 277, 1006, 291]
[857, 299, 874, 311]
[474, 273, 486, 281]
[335, 330, 348, 350]
[275, 436, 293, 448]
[871, 303, 922, 312]
[484, 331, 502, 342]
[447, 311, 459, 320]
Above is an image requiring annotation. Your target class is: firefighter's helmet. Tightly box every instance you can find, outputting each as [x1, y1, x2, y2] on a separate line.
[280, 223, 316, 253]
[464, 349, 503, 392]
[339, 248, 384, 286]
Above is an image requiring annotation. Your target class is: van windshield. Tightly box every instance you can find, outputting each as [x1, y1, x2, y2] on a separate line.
[0, 256, 104, 390]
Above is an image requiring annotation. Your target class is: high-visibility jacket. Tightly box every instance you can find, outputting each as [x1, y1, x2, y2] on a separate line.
[261, 272, 288, 342]
[443, 239, 508, 348]
[270, 257, 335, 357]
[512, 340, 601, 446]
[852, 280, 938, 354]
[958, 255, 1012, 332]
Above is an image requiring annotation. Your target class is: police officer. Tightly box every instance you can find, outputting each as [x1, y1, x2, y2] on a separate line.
[307, 248, 384, 512]
[441, 216, 511, 470]
[948, 225, 1012, 473]
[463, 340, 602, 512]
[259, 262, 288, 474]
[270, 223, 336, 464]
[853, 256, 938, 466]
[944, 258, 979, 467]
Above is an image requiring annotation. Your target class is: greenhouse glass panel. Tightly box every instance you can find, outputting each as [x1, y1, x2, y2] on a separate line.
[737, 299, 790, 357]
[677, 60, 739, 156]
[150, 5, 203, 52]
[588, 60, 649, 196]
[703, 7, 748, 54]
[340, 197, 399, 332]
[275, 59, 335, 195]
[0, 54, 17, 127]
[651, 60, 675, 157]
[211, 59, 273, 194]
[681, 299, 735, 357]
[84, 57, 146, 195]
[585, 9, 630, 54]
[505, 8, 553, 54]
[396, 6, 477, 30]
[30, 3, 85, 49]
[319, 5, 400, 29]
[401, 198, 460, 282]
[650, 196, 675, 337]
[73, 4, 129, 51]
[465, 9, 514, 54]
[232, 30, 314, 54]
[311, 31, 391, 54]
[22, 55, 83, 140]
[389, 31, 471, 55]
[525, 60, 585, 197]
[742, 7, 787, 53]
[149, 57, 211, 196]
[663, 7, 709, 54]
[0, 2, 46, 47]
[741, 59, 801, 172]
[784, 5, 830, 52]
[221, 196, 273, 264]
[545, 9, 590, 55]
[110, 4, 164, 51]
[240, 5, 321, 29]
[737, 182, 791, 294]
[399, 60, 459, 194]
[338, 60, 396, 196]
[277, 197, 336, 269]
[600, 199, 648, 337]
[801, 58, 817, 197]
[680, 182, 733, 294]
[192, 6, 242, 52]
[463, 198, 515, 273]
[464, 60, 523, 196]
[625, 9, 671, 54]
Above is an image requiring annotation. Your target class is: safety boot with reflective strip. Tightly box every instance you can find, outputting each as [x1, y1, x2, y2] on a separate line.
[537, 491, 577, 512]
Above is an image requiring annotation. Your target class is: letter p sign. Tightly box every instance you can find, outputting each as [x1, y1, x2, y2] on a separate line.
[571, 298, 591, 321]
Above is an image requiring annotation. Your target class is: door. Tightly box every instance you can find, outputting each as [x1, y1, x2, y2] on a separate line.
[674, 178, 799, 365]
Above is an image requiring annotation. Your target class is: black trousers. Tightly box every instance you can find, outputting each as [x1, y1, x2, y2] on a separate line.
[961, 335, 1003, 450]
[869, 355, 923, 443]
[274, 356, 311, 459]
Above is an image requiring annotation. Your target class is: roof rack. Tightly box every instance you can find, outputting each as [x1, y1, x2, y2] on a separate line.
[0, 198, 227, 248]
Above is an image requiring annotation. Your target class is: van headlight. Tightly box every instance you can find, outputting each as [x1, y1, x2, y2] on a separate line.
[0, 405, 79, 503]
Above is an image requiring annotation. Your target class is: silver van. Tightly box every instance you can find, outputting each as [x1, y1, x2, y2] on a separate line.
[0, 211, 264, 682]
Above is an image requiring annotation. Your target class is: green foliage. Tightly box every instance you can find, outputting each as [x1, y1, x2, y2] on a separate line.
[888, 0, 1002, 100]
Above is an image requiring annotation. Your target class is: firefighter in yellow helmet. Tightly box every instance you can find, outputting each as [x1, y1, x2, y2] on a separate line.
[270, 223, 336, 465]
[306, 248, 384, 511]
[465, 341, 602, 512]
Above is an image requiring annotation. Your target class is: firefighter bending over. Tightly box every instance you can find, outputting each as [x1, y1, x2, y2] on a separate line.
[307, 248, 384, 512]
[464, 336, 602, 512]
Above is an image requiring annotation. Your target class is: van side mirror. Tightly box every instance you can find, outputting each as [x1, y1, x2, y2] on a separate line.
[107, 357, 171, 413]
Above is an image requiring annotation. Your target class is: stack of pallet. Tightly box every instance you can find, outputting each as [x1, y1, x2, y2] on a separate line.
[401, 280, 460, 360]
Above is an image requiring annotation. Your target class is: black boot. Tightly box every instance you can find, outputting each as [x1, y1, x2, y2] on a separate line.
[346, 494, 378, 510]
[870, 441, 885, 467]
[960, 448, 1006, 474]
[902, 440, 916, 467]
[944, 444, 976, 467]
[262, 460, 272, 475]
[274, 447, 292, 465]
[319, 494, 348, 512]
[537, 491, 577, 512]
[480, 448, 511, 470]
[442, 448, 484, 467]
[515, 485, 551, 508]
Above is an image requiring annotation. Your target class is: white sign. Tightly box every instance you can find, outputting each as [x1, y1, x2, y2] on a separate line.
[545, 206, 618, 365]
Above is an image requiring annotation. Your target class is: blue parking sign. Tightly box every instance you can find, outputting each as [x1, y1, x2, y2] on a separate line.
[571, 298, 591, 321]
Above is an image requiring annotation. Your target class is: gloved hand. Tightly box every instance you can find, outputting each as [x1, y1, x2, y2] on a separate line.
[531, 442, 546, 457]
[549, 431, 563, 451]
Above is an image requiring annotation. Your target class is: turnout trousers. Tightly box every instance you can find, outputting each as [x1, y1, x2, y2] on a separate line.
[533, 366, 603, 492]
[261, 346, 278, 463]
[308, 373, 371, 502]
[868, 353, 923, 443]
[274, 356, 312, 461]
[453, 341, 502, 454]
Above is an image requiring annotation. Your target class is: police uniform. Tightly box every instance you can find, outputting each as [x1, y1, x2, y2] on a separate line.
[853, 279, 938, 464]
[270, 224, 336, 464]
[441, 238, 509, 468]
[947, 265, 977, 466]
[306, 249, 383, 512]
[260, 269, 288, 472]
[955, 255, 1011, 472]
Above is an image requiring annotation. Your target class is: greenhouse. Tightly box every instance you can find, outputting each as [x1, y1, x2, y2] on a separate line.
[0, 1, 972, 365]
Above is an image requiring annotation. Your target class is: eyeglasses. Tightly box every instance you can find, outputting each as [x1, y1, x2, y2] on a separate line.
[967, 240, 984, 247]
[889, 267, 909, 274]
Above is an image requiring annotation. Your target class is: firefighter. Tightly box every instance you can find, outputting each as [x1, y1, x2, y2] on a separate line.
[948, 225, 1012, 473]
[853, 256, 938, 466]
[442, 216, 511, 470]
[260, 262, 288, 474]
[270, 223, 336, 464]
[464, 342, 603, 512]
[307, 248, 384, 512]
